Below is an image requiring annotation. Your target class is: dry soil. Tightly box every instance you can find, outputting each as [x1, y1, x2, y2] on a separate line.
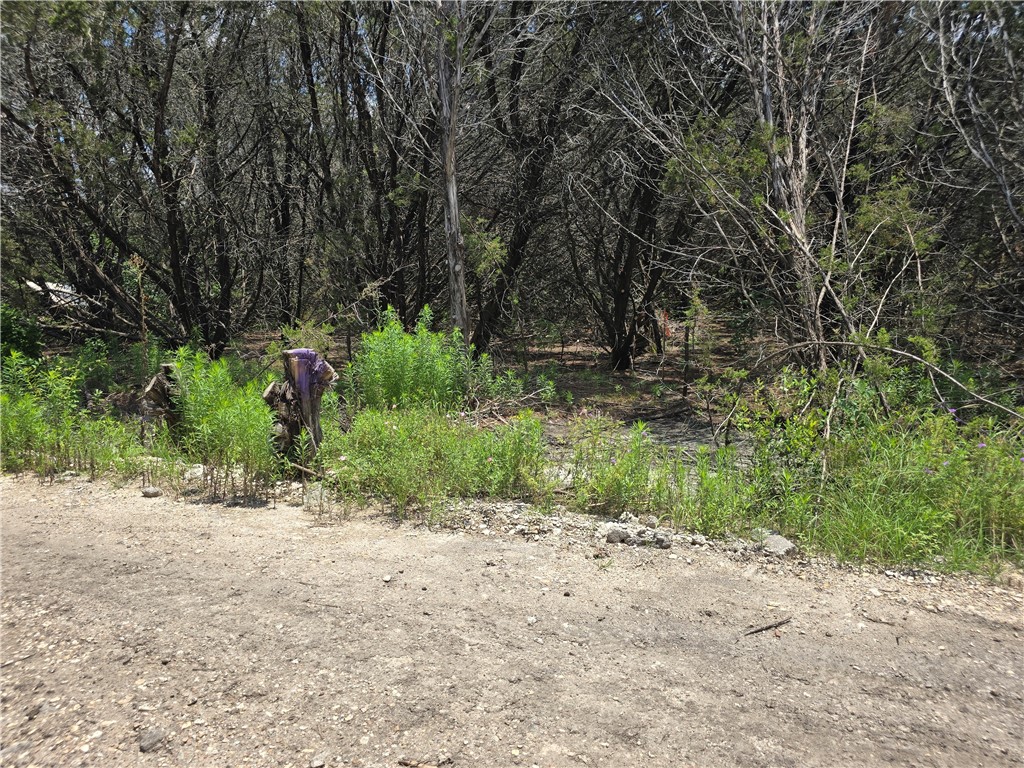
[1, 475, 1022, 768]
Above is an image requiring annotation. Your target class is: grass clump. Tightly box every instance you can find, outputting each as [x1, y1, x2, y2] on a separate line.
[744, 369, 1024, 569]
[345, 306, 496, 411]
[569, 417, 664, 516]
[567, 415, 754, 536]
[320, 404, 546, 516]
[566, 374, 1022, 570]
[670, 447, 754, 538]
[792, 415, 1023, 568]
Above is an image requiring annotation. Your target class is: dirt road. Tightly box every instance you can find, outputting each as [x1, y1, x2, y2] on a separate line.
[1, 475, 1021, 767]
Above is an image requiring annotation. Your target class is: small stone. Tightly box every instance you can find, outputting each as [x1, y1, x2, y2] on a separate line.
[643, 515, 659, 529]
[762, 534, 796, 557]
[141, 486, 162, 498]
[527, 616, 538, 626]
[383, 575, 392, 583]
[139, 727, 167, 753]
[310, 756, 327, 768]
[654, 532, 672, 550]
[605, 526, 629, 544]
[184, 464, 206, 482]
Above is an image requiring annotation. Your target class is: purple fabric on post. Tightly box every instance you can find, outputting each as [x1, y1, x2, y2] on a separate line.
[286, 349, 336, 400]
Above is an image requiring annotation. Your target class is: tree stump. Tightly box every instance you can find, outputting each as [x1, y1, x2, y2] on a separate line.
[142, 363, 180, 429]
[262, 348, 338, 457]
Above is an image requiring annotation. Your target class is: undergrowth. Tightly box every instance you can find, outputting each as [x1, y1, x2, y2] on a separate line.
[168, 349, 280, 499]
[318, 397, 547, 516]
[567, 363, 1023, 571]
[0, 351, 143, 478]
[2, 325, 1021, 572]
[345, 306, 510, 411]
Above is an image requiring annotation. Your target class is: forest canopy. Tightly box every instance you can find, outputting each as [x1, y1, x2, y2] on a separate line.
[1, 0, 1021, 374]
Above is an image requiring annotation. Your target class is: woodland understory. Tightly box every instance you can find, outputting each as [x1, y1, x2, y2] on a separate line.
[1, 2, 1022, 572]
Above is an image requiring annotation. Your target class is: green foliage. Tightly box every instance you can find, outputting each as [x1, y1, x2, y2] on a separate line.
[463, 217, 508, 288]
[73, 338, 115, 394]
[671, 447, 755, 537]
[803, 415, 1023, 567]
[267, 320, 336, 361]
[322, 406, 547, 516]
[170, 349, 279, 498]
[0, 391, 44, 472]
[0, 350, 143, 477]
[568, 415, 755, 536]
[569, 418, 662, 516]
[742, 368, 1024, 569]
[345, 306, 494, 411]
[566, 363, 1022, 570]
[1, 303, 42, 359]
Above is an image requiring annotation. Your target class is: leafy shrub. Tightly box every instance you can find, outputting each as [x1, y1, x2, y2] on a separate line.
[0, 303, 42, 359]
[346, 306, 493, 411]
[73, 338, 115, 394]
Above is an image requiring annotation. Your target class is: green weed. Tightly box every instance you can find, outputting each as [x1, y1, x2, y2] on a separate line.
[345, 306, 494, 411]
[569, 417, 663, 516]
[0, 350, 143, 477]
[170, 349, 279, 499]
[742, 368, 1024, 569]
[670, 447, 754, 537]
[323, 407, 547, 516]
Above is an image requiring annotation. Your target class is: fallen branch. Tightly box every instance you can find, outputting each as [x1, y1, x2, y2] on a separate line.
[742, 617, 792, 637]
[288, 461, 319, 478]
[1, 653, 35, 668]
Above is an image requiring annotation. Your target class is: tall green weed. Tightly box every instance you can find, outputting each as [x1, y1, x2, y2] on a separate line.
[0, 350, 143, 477]
[346, 306, 494, 411]
[743, 367, 1024, 568]
[170, 349, 278, 498]
[569, 418, 662, 516]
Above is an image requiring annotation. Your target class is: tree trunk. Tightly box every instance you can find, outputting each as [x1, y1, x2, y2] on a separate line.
[262, 349, 338, 458]
[437, 0, 471, 343]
